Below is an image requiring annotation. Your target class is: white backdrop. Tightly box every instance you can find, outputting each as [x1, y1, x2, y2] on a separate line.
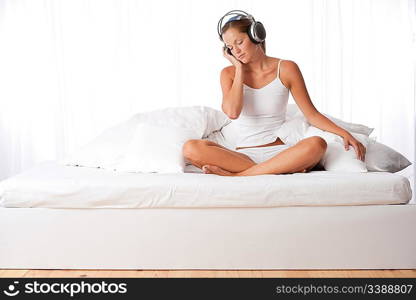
[0, 0, 415, 192]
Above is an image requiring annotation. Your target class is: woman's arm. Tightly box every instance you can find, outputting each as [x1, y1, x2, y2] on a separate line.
[220, 48, 246, 119]
[281, 60, 366, 161]
[220, 66, 245, 119]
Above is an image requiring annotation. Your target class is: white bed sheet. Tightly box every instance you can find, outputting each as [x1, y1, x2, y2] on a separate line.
[0, 161, 411, 209]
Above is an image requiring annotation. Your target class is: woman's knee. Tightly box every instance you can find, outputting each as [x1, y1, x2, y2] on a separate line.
[303, 136, 327, 155]
[310, 136, 327, 150]
[182, 139, 208, 160]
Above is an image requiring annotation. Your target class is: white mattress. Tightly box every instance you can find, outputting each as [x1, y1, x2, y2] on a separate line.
[0, 161, 411, 209]
[2, 204, 416, 269]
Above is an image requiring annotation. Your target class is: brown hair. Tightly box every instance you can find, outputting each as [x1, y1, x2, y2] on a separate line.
[220, 18, 266, 53]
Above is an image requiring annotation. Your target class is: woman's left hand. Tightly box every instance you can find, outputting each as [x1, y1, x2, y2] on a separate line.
[342, 133, 366, 162]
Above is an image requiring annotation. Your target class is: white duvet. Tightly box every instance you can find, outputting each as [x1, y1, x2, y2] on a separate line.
[0, 161, 411, 209]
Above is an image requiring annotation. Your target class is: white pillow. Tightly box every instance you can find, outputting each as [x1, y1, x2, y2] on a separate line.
[305, 127, 412, 173]
[274, 116, 309, 146]
[204, 130, 233, 149]
[61, 118, 136, 169]
[322, 114, 374, 136]
[217, 122, 238, 149]
[305, 126, 369, 172]
[130, 106, 230, 138]
[365, 140, 412, 173]
[304, 126, 339, 144]
[286, 104, 374, 136]
[62, 106, 229, 170]
[321, 141, 368, 172]
[116, 123, 198, 173]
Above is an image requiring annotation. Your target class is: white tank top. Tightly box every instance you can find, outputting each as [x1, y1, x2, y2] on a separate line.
[234, 59, 289, 148]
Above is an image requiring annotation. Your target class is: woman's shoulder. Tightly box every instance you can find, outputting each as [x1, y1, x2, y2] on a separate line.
[278, 59, 301, 77]
[220, 66, 236, 84]
[264, 57, 298, 72]
[272, 57, 297, 68]
[278, 58, 299, 71]
[265, 57, 298, 77]
[278, 59, 303, 89]
[221, 65, 235, 75]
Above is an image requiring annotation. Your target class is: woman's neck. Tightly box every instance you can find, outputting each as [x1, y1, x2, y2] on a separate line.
[244, 50, 270, 74]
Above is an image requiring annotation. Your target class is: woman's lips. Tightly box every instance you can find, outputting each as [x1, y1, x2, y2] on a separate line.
[238, 54, 245, 59]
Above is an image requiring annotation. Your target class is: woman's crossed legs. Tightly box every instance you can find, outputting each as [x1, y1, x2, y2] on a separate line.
[182, 136, 327, 176]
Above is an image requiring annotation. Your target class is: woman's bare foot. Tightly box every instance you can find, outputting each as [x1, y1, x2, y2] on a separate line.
[202, 165, 235, 176]
[201, 165, 308, 176]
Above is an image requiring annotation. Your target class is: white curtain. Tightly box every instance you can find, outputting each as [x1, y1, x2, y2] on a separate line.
[0, 0, 415, 191]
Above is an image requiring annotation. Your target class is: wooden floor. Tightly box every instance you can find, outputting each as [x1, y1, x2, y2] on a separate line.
[1, 269, 416, 278]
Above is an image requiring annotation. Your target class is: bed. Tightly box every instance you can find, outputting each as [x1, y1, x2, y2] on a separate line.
[0, 161, 414, 270]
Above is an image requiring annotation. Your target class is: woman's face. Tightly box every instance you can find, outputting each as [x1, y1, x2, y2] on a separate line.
[222, 27, 258, 64]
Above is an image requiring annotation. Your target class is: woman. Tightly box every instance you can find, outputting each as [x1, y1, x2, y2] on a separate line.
[182, 11, 366, 176]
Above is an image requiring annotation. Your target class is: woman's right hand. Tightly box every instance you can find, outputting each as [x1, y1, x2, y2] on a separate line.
[223, 47, 243, 68]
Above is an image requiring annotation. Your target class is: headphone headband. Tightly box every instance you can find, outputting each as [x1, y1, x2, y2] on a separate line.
[217, 10, 266, 44]
[217, 10, 254, 40]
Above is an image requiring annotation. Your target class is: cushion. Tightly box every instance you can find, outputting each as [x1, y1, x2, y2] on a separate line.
[323, 113, 374, 136]
[130, 106, 230, 138]
[304, 126, 369, 172]
[365, 140, 412, 173]
[304, 126, 412, 173]
[61, 118, 137, 170]
[62, 106, 229, 171]
[116, 123, 198, 173]
[274, 115, 309, 146]
[285, 104, 374, 137]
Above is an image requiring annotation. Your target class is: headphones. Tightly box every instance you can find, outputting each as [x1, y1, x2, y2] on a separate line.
[217, 10, 266, 45]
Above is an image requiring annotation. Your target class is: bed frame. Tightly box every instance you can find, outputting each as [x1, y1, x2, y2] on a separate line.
[1, 204, 416, 269]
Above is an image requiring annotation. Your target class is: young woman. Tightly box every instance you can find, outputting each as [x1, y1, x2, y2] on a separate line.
[182, 11, 366, 176]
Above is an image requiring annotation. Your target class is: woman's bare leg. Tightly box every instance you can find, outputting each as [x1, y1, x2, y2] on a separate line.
[182, 139, 256, 173]
[202, 136, 327, 176]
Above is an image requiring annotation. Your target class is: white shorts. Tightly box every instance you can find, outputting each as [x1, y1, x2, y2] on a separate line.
[235, 144, 291, 164]
[204, 132, 292, 165]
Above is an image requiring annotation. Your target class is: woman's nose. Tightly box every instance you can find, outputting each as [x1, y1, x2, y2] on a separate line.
[234, 47, 241, 54]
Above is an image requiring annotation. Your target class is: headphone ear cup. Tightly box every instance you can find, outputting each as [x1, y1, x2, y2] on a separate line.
[254, 21, 266, 42]
[248, 21, 266, 43]
[246, 23, 257, 44]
